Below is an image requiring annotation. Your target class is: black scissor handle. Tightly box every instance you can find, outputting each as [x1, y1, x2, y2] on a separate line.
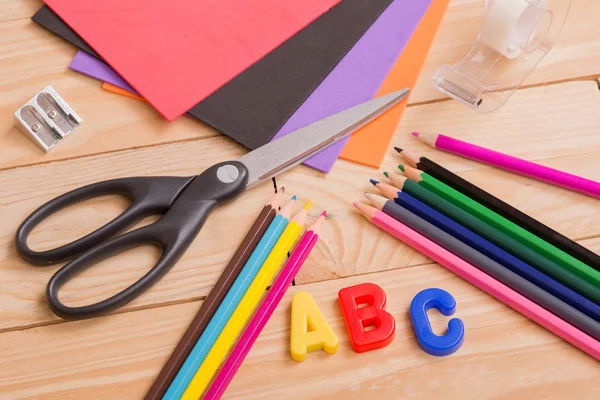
[15, 176, 195, 266]
[45, 161, 249, 319]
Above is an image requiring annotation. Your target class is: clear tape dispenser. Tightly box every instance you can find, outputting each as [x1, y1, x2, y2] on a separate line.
[433, 0, 571, 113]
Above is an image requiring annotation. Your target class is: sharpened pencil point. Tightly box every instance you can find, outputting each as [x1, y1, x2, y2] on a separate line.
[291, 195, 297, 201]
[309, 211, 327, 234]
[374, 182, 401, 201]
[370, 179, 379, 186]
[383, 172, 389, 178]
[398, 164, 405, 172]
[353, 202, 359, 208]
[414, 132, 439, 147]
[353, 201, 377, 220]
[303, 200, 312, 210]
[364, 192, 386, 210]
[394, 147, 403, 153]
[412, 132, 420, 137]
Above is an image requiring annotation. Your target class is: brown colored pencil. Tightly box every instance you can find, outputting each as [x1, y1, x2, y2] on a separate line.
[144, 189, 284, 400]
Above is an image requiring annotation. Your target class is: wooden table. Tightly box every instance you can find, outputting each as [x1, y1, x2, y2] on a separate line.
[1, 1, 600, 398]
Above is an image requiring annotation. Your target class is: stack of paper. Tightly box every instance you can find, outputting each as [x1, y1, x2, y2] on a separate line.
[33, 0, 450, 171]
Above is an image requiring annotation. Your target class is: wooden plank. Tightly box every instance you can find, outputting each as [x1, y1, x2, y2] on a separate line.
[412, 0, 600, 104]
[2, 1, 600, 397]
[2, 80, 600, 332]
[391, 80, 600, 241]
[1, 263, 599, 400]
[0, 137, 275, 331]
[286, 81, 600, 284]
[0, 18, 218, 172]
[2, 0, 600, 172]
[0, 0, 40, 23]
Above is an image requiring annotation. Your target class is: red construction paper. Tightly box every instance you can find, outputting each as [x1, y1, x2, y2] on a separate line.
[44, 0, 341, 121]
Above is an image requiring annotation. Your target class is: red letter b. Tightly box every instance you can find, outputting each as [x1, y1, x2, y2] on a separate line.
[338, 283, 396, 353]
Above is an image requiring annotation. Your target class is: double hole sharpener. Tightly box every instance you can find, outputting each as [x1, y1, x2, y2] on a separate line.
[14, 86, 82, 152]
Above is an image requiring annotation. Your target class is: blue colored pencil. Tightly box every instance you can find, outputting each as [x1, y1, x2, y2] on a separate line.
[163, 197, 296, 400]
[380, 185, 600, 322]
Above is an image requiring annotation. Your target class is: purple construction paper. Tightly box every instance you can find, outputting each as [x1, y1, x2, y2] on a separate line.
[273, 0, 431, 172]
[70, 51, 198, 118]
[70, 0, 430, 173]
[69, 51, 137, 93]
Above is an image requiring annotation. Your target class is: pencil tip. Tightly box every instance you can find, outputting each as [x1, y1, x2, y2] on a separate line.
[398, 164, 405, 172]
[352, 202, 359, 208]
[394, 147, 403, 153]
[303, 200, 312, 210]
[320, 210, 327, 217]
[370, 179, 379, 186]
[383, 172, 389, 178]
[291, 195, 297, 201]
[412, 132, 419, 137]
[280, 186, 285, 193]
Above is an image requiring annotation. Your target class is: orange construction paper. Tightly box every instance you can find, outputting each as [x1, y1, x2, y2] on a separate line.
[102, 82, 146, 102]
[339, 0, 450, 167]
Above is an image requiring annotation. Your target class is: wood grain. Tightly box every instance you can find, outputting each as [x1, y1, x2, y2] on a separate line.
[2, 1, 600, 398]
[0, 136, 272, 331]
[1, 263, 599, 400]
[2, 0, 600, 172]
[411, 0, 600, 104]
[278, 81, 600, 285]
[0, 0, 39, 23]
[0, 17, 218, 171]
[2, 81, 600, 333]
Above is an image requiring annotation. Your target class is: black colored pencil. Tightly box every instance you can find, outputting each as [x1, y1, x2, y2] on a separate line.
[394, 147, 600, 272]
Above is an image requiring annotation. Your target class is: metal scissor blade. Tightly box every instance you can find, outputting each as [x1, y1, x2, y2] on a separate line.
[238, 88, 410, 187]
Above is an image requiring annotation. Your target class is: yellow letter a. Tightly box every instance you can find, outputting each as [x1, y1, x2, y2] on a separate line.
[290, 291, 338, 362]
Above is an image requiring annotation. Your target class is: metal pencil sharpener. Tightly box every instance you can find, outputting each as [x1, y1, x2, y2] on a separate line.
[14, 86, 82, 152]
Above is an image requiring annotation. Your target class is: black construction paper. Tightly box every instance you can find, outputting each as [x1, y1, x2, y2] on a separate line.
[32, 0, 393, 149]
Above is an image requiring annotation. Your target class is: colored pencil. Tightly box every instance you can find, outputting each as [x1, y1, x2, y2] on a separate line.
[145, 189, 284, 400]
[353, 203, 600, 360]
[375, 185, 600, 322]
[392, 166, 600, 286]
[372, 180, 600, 304]
[412, 132, 600, 199]
[163, 196, 296, 400]
[204, 211, 326, 400]
[395, 147, 600, 271]
[394, 147, 600, 272]
[181, 201, 311, 400]
[365, 193, 600, 339]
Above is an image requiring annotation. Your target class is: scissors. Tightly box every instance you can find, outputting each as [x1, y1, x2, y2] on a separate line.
[15, 89, 409, 320]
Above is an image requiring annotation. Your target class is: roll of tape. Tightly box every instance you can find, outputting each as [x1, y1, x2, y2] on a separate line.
[480, 0, 548, 59]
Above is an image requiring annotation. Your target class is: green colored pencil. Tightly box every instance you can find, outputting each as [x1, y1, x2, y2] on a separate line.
[391, 165, 600, 289]
[372, 179, 600, 304]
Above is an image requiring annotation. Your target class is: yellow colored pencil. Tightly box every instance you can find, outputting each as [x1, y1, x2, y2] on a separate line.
[181, 201, 311, 400]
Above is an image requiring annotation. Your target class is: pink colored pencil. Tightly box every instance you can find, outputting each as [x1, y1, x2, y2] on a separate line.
[204, 212, 326, 400]
[354, 202, 600, 360]
[413, 132, 600, 199]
